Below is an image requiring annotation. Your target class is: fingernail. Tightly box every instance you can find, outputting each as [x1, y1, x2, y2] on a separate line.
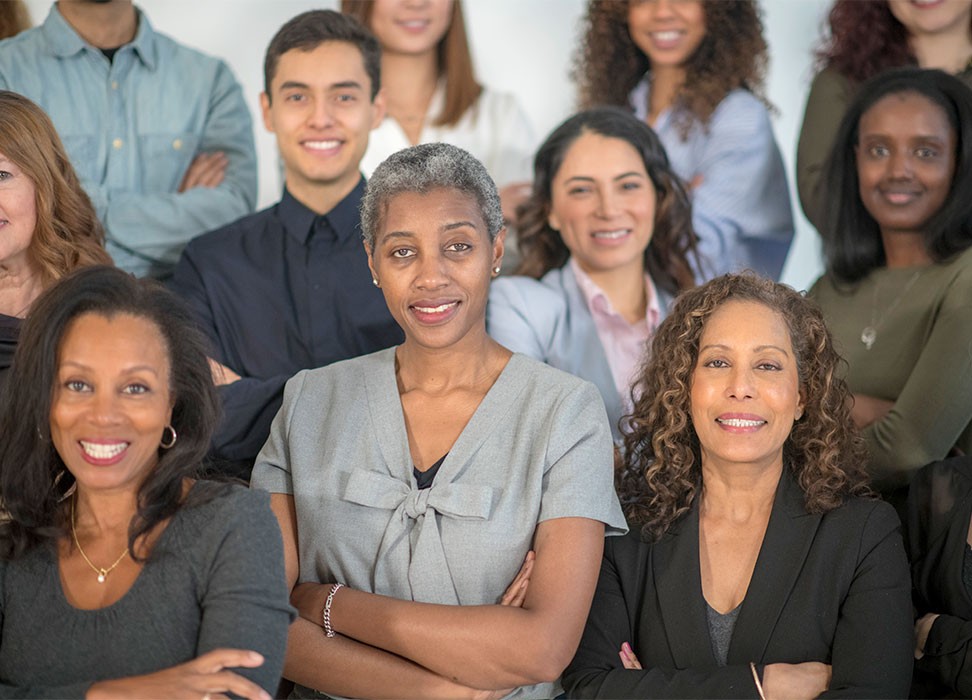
[622, 642, 631, 654]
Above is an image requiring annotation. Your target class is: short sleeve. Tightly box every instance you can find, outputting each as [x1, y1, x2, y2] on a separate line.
[250, 370, 310, 495]
[538, 380, 627, 534]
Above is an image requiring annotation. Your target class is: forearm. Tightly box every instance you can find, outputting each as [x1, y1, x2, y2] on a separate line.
[564, 665, 759, 699]
[284, 617, 476, 700]
[916, 613, 972, 696]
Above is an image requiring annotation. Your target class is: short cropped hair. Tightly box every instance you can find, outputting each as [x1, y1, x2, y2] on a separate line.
[264, 9, 381, 99]
[360, 143, 503, 248]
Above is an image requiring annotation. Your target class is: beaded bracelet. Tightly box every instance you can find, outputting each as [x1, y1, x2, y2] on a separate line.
[322, 583, 344, 638]
[750, 662, 766, 700]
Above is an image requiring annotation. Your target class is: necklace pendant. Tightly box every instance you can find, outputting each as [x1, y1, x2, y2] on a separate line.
[861, 326, 877, 350]
[97, 570, 107, 583]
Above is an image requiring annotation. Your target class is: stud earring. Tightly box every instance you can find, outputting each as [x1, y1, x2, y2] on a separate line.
[372, 278, 380, 287]
[492, 266, 501, 276]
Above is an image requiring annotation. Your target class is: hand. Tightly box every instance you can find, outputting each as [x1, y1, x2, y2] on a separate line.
[619, 642, 642, 670]
[179, 151, 228, 192]
[762, 662, 831, 700]
[208, 358, 241, 386]
[86, 648, 270, 700]
[848, 393, 894, 429]
[499, 550, 535, 607]
[499, 181, 532, 226]
[688, 174, 704, 192]
[915, 612, 940, 659]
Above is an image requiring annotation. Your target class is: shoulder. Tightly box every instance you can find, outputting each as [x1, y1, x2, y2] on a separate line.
[172, 483, 279, 551]
[283, 348, 391, 404]
[490, 273, 569, 313]
[474, 86, 528, 116]
[149, 27, 233, 78]
[819, 495, 902, 547]
[808, 66, 856, 99]
[0, 27, 42, 61]
[708, 89, 775, 136]
[181, 205, 276, 259]
[910, 455, 972, 521]
[507, 354, 607, 419]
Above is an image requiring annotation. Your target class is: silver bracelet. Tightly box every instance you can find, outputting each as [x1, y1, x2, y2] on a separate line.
[322, 582, 344, 638]
[750, 662, 766, 700]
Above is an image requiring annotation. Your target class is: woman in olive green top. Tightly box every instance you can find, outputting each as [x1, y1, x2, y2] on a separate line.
[797, 0, 972, 234]
[809, 68, 972, 494]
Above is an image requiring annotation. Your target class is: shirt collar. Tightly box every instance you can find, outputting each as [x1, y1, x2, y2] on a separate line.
[44, 4, 157, 69]
[278, 177, 367, 246]
[569, 257, 661, 327]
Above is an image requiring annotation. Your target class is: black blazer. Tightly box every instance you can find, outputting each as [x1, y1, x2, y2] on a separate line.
[563, 472, 913, 699]
[907, 456, 972, 697]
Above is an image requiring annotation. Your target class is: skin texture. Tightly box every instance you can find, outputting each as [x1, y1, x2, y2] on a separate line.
[856, 91, 956, 241]
[888, 0, 972, 38]
[368, 0, 453, 57]
[0, 151, 37, 275]
[627, 0, 707, 72]
[260, 40, 386, 215]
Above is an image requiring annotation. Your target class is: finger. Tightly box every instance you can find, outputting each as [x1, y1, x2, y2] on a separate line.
[620, 642, 642, 670]
[207, 670, 271, 700]
[193, 649, 264, 674]
[508, 576, 530, 607]
[187, 155, 227, 189]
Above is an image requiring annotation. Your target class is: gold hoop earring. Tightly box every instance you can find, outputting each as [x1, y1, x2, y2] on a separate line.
[160, 425, 178, 449]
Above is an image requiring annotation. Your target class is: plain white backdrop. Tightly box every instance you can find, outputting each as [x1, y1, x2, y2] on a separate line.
[20, 0, 833, 290]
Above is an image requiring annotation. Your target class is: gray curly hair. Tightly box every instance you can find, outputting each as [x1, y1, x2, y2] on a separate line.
[360, 142, 504, 248]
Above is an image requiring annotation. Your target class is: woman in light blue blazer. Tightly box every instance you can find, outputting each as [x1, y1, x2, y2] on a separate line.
[488, 107, 697, 439]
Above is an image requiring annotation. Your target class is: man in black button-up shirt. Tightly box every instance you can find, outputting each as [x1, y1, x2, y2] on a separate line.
[170, 11, 402, 475]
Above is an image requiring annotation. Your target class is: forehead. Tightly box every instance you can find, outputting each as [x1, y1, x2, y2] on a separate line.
[700, 300, 792, 350]
[555, 131, 647, 180]
[59, 312, 170, 367]
[271, 40, 371, 93]
[859, 91, 953, 138]
[379, 187, 487, 236]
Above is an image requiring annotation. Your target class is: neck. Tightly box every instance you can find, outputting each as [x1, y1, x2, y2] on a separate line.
[381, 50, 439, 123]
[881, 230, 934, 268]
[0, 261, 43, 318]
[580, 259, 648, 324]
[286, 171, 361, 216]
[647, 66, 685, 124]
[910, 24, 972, 73]
[57, 0, 138, 49]
[72, 486, 138, 539]
[699, 460, 781, 524]
[395, 326, 506, 395]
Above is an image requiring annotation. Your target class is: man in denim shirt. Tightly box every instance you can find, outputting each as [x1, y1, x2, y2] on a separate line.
[0, 0, 256, 279]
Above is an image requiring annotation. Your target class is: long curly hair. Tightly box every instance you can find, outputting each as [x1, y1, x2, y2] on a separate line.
[817, 0, 932, 83]
[0, 91, 111, 288]
[619, 273, 870, 541]
[515, 107, 697, 296]
[575, 0, 769, 138]
[0, 267, 222, 561]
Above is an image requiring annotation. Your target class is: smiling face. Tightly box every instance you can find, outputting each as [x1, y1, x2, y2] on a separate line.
[548, 131, 656, 281]
[50, 312, 173, 496]
[855, 91, 956, 239]
[690, 300, 804, 476]
[888, 0, 972, 36]
[261, 40, 385, 209]
[367, 187, 503, 351]
[627, 0, 707, 72]
[368, 0, 453, 56]
[0, 151, 37, 272]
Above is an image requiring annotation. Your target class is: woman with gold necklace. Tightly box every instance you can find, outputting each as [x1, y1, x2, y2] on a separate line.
[810, 67, 972, 501]
[0, 267, 293, 698]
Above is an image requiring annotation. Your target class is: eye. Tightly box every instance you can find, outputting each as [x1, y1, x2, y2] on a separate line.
[391, 248, 414, 259]
[335, 93, 357, 103]
[64, 379, 90, 392]
[567, 185, 592, 196]
[866, 145, 889, 158]
[284, 92, 306, 103]
[915, 147, 938, 158]
[620, 180, 642, 191]
[702, 358, 728, 369]
[446, 242, 472, 253]
[0, 170, 10, 181]
[122, 383, 151, 395]
[756, 362, 782, 371]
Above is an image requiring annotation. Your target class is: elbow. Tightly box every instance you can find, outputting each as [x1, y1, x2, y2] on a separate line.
[507, 639, 578, 686]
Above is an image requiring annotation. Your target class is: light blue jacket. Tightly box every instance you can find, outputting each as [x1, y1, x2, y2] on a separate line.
[0, 6, 257, 278]
[487, 263, 673, 441]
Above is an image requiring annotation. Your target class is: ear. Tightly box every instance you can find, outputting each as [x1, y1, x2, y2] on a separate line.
[795, 388, 806, 422]
[547, 210, 561, 232]
[492, 227, 507, 273]
[363, 240, 379, 283]
[260, 92, 274, 134]
[370, 87, 387, 130]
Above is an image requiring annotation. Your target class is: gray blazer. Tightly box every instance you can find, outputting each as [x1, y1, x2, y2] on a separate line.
[487, 263, 672, 440]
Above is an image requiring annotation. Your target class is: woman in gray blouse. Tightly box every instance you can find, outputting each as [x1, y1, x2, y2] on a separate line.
[251, 143, 627, 699]
[0, 267, 293, 698]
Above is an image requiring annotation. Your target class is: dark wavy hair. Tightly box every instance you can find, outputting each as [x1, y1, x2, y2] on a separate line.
[0, 266, 221, 561]
[823, 68, 972, 283]
[575, 0, 769, 138]
[817, 0, 942, 83]
[619, 273, 870, 542]
[515, 106, 697, 296]
[341, 0, 482, 126]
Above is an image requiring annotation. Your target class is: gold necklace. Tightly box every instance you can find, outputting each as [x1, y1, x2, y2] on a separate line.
[70, 495, 129, 584]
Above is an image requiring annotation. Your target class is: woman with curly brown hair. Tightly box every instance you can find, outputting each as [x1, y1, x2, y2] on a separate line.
[576, 0, 793, 282]
[487, 107, 696, 441]
[562, 273, 913, 699]
[0, 90, 111, 393]
[797, 0, 972, 233]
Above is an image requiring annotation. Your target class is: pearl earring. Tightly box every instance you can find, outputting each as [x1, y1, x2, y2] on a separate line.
[372, 278, 380, 287]
[492, 266, 501, 275]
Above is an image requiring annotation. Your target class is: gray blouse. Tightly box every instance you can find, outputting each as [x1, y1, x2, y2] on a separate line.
[251, 348, 627, 698]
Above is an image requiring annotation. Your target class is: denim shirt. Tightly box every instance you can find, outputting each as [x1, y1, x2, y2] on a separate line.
[0, 5, 257, 278]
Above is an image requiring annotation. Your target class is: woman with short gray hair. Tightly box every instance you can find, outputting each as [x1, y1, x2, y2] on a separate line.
[252, 143, 626, 698]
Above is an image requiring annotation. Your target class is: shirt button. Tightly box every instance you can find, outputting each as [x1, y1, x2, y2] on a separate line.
[172, 138, 183, 150]
[112, 138, 123, 150]
[111, 81, 119, 90]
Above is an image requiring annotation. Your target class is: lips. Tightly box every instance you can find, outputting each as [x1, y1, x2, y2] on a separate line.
[410, 299, 460, 324]
[715, 414, 767, 430]
[649, 30, 685, 49]
[301, 139, 342, 156]
[79, 440, 130, 465]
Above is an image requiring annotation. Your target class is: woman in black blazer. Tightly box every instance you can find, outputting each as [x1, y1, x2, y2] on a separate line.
[563, 274, 913, 699]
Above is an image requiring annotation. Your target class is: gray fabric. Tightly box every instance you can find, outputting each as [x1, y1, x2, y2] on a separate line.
[0, 484, 294, 698]
[252, 347, 627, 699]
[705, 601, 742, 667]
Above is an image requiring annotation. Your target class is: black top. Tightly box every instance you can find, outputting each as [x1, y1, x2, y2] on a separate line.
[170, 180, 403, 474]
[413, 454, 447, 490]
[705, 602, 741, 667]
[0, 313, 21, 399]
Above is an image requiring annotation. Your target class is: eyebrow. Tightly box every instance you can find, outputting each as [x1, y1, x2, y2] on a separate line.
[59, 360, 161, 376]
[277, 80, 364, 92]
[564, 171, 645, 184]
[700, 343, 791, 356]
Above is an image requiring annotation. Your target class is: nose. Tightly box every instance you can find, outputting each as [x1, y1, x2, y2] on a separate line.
[307, 97, 335, 130]
[415, 250, 449, 290]
[887, 149, 913, 179]
[651, 0, 676, 19]
[725, 365, 755, 400]
[595, 188, 620, 219]
[88, 388, 123, 426]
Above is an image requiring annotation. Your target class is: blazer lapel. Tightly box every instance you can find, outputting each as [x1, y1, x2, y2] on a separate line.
[728, 471, 822, 664]
[654, 499, 715, 668]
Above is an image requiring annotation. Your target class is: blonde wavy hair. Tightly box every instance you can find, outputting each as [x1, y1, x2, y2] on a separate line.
[619, 274, 870, 541]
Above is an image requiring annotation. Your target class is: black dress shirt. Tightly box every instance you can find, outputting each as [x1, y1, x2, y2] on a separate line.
[170, 179, 403, 473]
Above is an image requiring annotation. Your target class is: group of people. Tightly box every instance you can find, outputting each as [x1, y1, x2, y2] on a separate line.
[1, 0, 972, 698]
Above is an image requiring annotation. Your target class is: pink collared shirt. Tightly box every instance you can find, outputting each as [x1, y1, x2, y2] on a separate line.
[570, 258, 661, 411]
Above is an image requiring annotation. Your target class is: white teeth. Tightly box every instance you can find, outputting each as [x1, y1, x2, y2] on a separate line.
[592, 229, 630, 239]
[652, 31, 682, 41]
[304, 140, 340, 150]
[80, 441, 128, 459]
[717, 418, 765, 428]
[414, 302, 457, 314]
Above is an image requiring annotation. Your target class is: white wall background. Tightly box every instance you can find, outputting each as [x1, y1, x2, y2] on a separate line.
[22, 0, 832, 291]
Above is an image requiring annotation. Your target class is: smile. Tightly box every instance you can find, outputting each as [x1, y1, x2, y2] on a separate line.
[79, 441, 129, 460]
[303, 140, 341, 151]
[716, 418, 766, 428]
[413, 301, 458, 314]
[591, 229, 631, 240]
[651, 30, 683, 42]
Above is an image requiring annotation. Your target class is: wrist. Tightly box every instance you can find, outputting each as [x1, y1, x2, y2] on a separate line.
[322, 582, 344, 637]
